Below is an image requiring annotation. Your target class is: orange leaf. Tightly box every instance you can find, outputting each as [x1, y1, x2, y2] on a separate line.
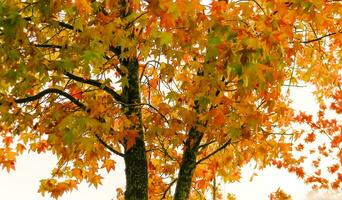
[149, 78, 159, 88]
[76, 0, 92, 14]
[102, 159, 116, 173]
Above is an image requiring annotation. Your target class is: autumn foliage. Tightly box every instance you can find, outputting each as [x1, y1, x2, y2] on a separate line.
[0, 0, 341, 199]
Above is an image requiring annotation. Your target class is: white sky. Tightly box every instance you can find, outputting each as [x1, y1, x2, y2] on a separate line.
[1, 86, 341, 200]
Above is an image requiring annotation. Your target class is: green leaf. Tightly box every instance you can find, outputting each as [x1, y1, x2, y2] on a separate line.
[160, 32, 173, 45]
[55, 58, 74, 72]
[208, 34, 221, 46]
[120, 76, 129, 88]
[166, 91, 179, 102]
[229, 128, 241, 139]
[63, 129, 74, 145]
[197, 96, 210, 111]
[231, 63, 242, 76]
[74, 19, 83, 31]
[205, 46, 218, 61]
[82, 50, 104, 64]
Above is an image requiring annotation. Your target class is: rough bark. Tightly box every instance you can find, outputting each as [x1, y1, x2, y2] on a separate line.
[174, 128, 203, 200]
[121, 58, 148, 200]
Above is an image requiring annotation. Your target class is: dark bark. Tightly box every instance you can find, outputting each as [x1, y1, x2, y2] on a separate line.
[174, 128, 203, 200]
[121, 58, 148, 200]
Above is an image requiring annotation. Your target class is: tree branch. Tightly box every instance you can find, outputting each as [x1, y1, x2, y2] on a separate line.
[14, 88, 86, 109]
[35, 44, 63, 49]
[252, 0, 266, 15]
[23, 17, 78, 31]
[13, 88, 124, 157]
[64, 72, 123, 102]
[301, 32, 340, 43]
[95, 134, 124, 157]
[124, 11, 148, 30]
[195, 139, 232, 166]
[198, 140, 216, 149]
[161, 179, 177, 200]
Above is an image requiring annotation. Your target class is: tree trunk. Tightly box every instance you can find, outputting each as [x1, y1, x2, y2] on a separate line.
[122, 58, 148, 200]
[174, 128, 203, 200]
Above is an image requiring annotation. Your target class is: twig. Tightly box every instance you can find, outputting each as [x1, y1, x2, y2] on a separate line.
[252, 0, 266, 15]
[95, 134, 124, 157]
[160, 179, 177, 199]
[195, 139, 232, 167]
[302, 31, 340, 44]
[125, 11, 148, 30]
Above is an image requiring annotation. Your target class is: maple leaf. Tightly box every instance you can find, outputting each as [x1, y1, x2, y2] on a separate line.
[304, 132, 316, 143]
[102, 159, 116, 173]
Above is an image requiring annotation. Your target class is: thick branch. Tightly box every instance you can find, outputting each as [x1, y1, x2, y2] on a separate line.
[15, 88, 86, 109]
[64, 72, 123, 102]
[195, 139, 232, 167]
[14, 88, 124, 157]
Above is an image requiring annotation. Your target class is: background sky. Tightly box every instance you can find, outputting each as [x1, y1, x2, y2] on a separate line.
[1, 86, 341, 200]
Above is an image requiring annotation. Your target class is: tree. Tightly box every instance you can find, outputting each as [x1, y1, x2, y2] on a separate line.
[0, 0, 341, 199]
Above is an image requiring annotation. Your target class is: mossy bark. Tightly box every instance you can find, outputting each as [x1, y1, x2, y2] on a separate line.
[121, 58, 148, 200]
[174, 128, 203, 200]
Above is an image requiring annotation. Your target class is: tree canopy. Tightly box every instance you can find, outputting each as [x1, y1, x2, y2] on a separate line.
[0, 0, 341, 199]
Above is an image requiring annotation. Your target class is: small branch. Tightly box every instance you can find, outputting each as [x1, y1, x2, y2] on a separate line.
[301, 32, 340, 44]
[23, 17, 78, 31]
[195, 139, 232, 166]
[57, 21, 76, 31]
[95, 134, 124, 157]
[156, 134, 179, 163]
[198, 140, 216, 149]
[192, 186, 207, 200]
[64, 72, 123, 102]
[35, 44, 63, 49]
[160, 179, 177, 200]
[252, 0, 266, 15]
[281, 84, 306, 88]
[125, 11, 148, 30]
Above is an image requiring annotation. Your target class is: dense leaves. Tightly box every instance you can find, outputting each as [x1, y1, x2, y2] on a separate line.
[0, 0, 341, 199]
